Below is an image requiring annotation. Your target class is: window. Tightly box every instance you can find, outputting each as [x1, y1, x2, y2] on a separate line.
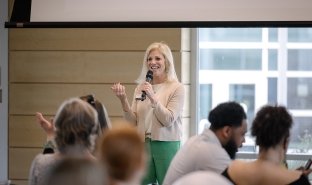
[197, 28, 312, 171]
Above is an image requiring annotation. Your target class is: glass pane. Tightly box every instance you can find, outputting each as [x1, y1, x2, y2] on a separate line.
[288, 49, 312, 71]
[199, 28, 262, 42]
[288, 28, 312, 42]
[269, 28, 278, 42]
[199, 49, 262, 70]
[229, 84, 256, 153]
[198, 84, 212, 134]
[199, 84, 212, 120]
[288, 117, 312, 154]
[268, 78, 277, 104]
[287, 159, 312, 180]
[287, 78, 312, 109]
[229, 84, 255, 128]
[268, 49, 277, 71]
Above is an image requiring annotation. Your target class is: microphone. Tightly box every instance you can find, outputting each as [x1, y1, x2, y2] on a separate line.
[140, 70, 153, 101]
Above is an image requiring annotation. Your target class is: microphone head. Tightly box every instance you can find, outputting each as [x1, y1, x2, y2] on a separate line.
[146, 70, 153, 80]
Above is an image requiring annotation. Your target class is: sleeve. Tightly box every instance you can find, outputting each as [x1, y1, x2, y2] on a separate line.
[197, 144, 231, 173]
[123, 87, 138, 125]
[153, 84, 185, 127]
[28, 154, 41, 185]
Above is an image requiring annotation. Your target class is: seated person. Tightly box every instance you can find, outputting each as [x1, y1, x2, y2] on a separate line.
[222, 105, 311, 185]
[36, 94, 111, 154]
[99, 122, 147, 185]
[29, 98, 100, 185]
[44, 157, 106, 185]
[173, 171, 232, 185]
[163, 101, 247, 185]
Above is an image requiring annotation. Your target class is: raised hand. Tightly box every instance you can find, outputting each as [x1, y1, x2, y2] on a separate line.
[111, 82, 127, 101]
[36, 112, 55, 141]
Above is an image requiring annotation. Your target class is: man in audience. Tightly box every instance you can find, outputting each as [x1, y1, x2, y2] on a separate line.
[163, 101, 247, 185]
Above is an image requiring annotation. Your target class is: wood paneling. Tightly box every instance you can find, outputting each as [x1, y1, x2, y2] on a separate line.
[9, 51, 181, 83]
[10, 83, 190, 117]
[9, 84, 136, 116]
[9, 116, 46, 147]
[11, 180, 28, 185]
[9, 148, 42, 180]
[9, 29, 182, 51]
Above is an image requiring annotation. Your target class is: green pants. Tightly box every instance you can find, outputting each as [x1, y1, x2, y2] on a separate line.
[142, 138, 180, 185]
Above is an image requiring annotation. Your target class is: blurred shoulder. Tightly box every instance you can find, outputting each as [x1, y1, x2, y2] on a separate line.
[173, 171, 232, 185]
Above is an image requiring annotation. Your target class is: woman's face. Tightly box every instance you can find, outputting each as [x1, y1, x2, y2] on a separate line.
[147, 49, 166, 79]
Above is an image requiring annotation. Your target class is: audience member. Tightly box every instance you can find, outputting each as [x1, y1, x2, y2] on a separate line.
[172, 171, 232, 185]
[29, 98, 100, 185]
[99, 122, 147, 185]
[45, 157, 106, 185]
[36, 94, 111, 154]
[222, 105, 311, 185]
[163, 101, 247, 185]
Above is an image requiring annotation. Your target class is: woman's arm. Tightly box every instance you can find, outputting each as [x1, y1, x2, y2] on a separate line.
[152, 84, 185, 127]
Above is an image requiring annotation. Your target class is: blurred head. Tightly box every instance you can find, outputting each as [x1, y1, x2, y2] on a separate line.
[251, 105, 292, 150]
[45, 157, 106, 185]
[209, 101, 247, 159]
[136, 42, 178, 84]
[80, 94, 111, 130]
[99, 122, 146, 184]
[54, 98, 100, 154]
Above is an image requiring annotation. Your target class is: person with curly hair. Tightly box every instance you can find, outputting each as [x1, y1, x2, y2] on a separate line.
[222, 105, 311, 185]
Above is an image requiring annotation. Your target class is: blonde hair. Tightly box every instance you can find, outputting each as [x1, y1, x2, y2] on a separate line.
[136, 42, 179, 84]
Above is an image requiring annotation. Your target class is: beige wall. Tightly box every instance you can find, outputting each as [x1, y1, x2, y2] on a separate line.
[8, 28, 191, 184]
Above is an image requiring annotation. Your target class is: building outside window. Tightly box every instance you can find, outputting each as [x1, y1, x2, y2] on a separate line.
[197, 28, 312, 172]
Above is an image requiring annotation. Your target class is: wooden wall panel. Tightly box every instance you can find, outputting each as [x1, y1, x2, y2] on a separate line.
[9, 84, 136, 116]
[9, 116, 46, 147]
[9, 51, 182, 83]
[9, 29, 182, 51]
[10, 83, 190, 117]
[9, 148, 42, 180]
[9, 115, 129, 148]
[11, 180, 28, 185]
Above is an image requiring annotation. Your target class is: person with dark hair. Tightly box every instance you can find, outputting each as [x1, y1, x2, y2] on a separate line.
[99, 122, 147, 185]
[80, 94, 111, 130]
[36, 94, 111, 154]
[29, 98, 100, 185]
[163, 101, 247, 185]
[222, 105, 311, 185]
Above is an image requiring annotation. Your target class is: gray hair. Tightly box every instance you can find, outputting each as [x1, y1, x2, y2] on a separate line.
[54, 98, 99, 154]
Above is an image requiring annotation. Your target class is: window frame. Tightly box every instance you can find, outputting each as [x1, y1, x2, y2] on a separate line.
[191, 28, 312, 161]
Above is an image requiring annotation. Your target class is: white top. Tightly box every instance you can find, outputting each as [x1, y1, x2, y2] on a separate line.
[172, 171, 233, 185]
[162, 129, 231, 185]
